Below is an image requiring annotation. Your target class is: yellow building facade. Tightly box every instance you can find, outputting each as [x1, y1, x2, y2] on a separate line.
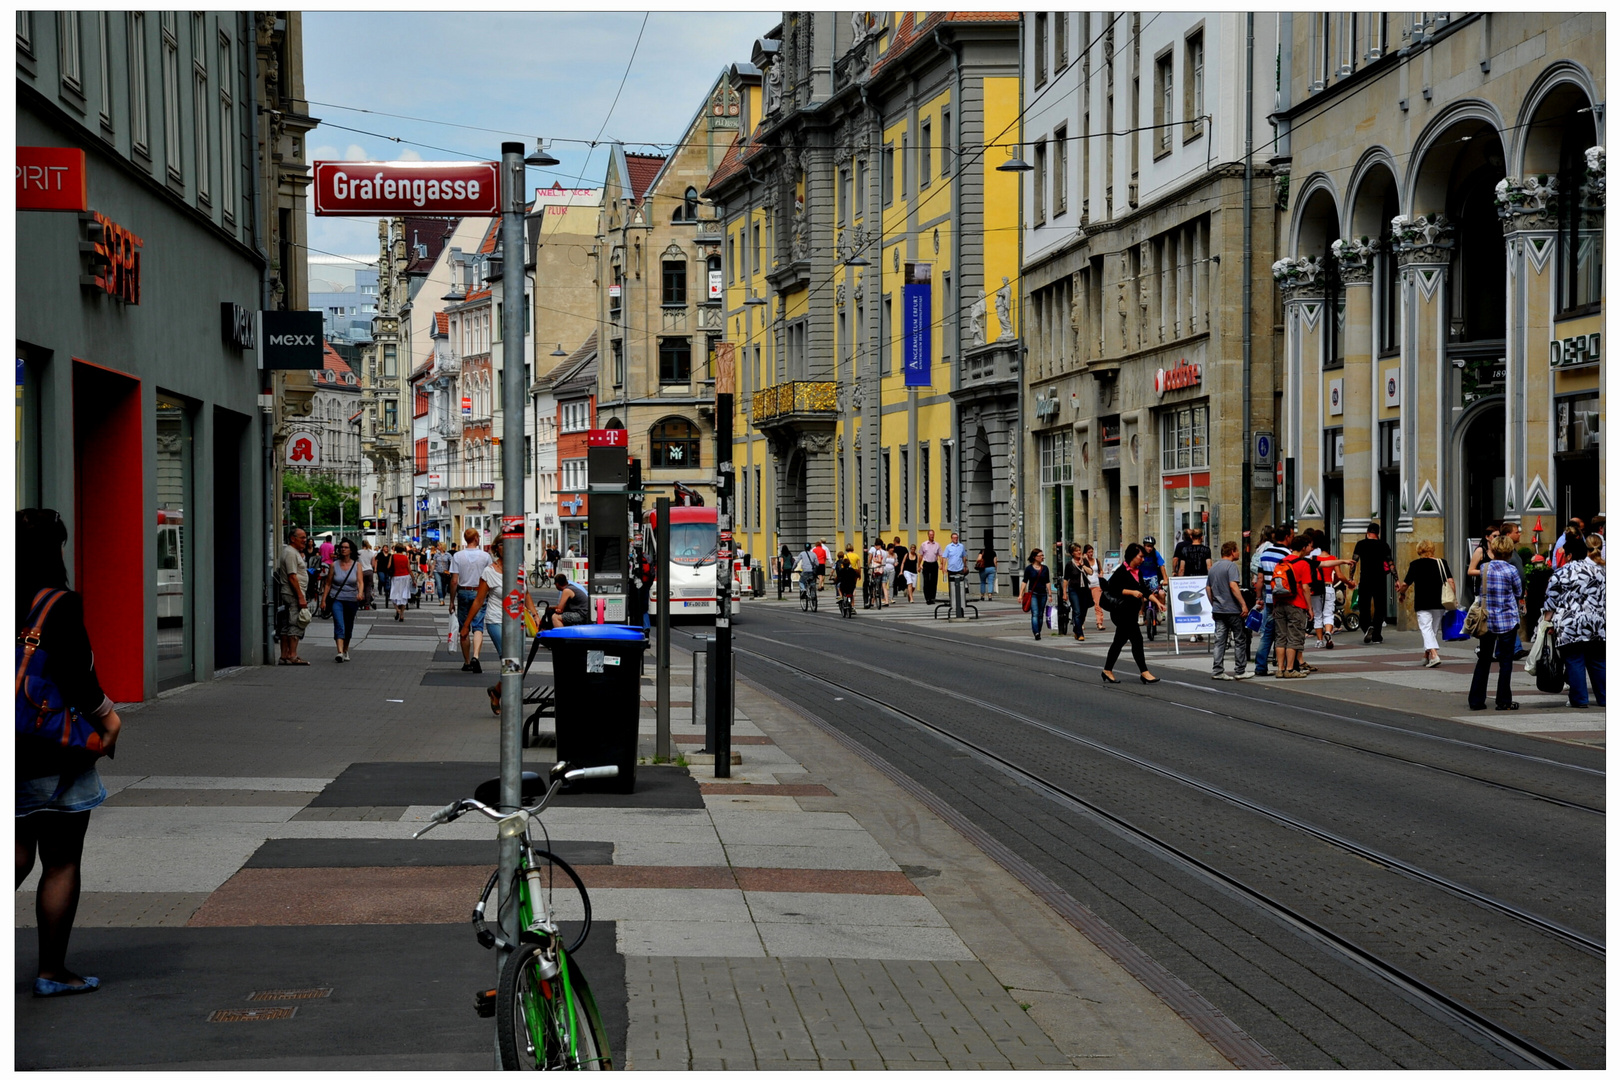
[707, 12, 1020, 579]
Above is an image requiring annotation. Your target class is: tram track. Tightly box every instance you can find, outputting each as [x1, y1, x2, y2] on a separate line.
[716, 619, 1601, 1069]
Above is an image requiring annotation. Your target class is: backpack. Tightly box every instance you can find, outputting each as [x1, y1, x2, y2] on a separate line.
[1272, 559, 1302, 605]
[16, 590, 109, 761]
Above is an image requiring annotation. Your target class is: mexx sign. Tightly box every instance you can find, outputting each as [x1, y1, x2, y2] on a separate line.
[260, 310, 324, 370]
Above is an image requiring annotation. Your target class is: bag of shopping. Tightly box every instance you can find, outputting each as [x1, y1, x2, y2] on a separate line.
[1047, 604, 1058, 630]
[445, 608, 459, 646]
[1244, 608, 1264, 633]
[1461, 597, 1487, 638]
[1534, 628, 1566, 694]
[1523, 617, 1552, 676]
[1441, 608, 1471, 641]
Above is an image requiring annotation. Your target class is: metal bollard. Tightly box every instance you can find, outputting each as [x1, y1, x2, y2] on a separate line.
[690, 636, 710, 726]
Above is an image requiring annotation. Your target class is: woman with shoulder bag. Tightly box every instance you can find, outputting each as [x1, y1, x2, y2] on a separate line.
[1022, 549, 1051, 641]
[1398, 540, 1455, 668]
[1467, 535, 1524, 711]
[977, 545, 997, 600]
[1541, 534, 1606, 708]
[1101, 543, 1165, 685]
[320, 537, 366, 662]
[15, 508, 123, 998]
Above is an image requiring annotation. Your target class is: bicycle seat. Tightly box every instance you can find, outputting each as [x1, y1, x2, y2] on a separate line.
[473, 771, 546, 809]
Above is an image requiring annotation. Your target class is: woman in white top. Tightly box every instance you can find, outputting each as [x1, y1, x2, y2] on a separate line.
[1081, 545, 1106, 631]
[467, 548, 541, 716]
[357, 542, 377, 611]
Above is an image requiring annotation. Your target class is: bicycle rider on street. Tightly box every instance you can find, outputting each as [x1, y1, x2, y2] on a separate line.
[1140, 536, 1167, 608]
[835, 555, 859, 613]
[794, 544, 819, 602]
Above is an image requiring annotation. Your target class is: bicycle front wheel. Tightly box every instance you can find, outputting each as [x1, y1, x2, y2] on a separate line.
[497, 942, 613, 1070]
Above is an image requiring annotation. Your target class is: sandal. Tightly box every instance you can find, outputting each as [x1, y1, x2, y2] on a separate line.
[286, 658, 310, 666]
[34, 976, 99, 997]
[487, 686, 501, 716]
[1494, 701, 1519, 711]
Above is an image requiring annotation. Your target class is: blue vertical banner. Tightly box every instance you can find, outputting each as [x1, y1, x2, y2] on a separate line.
[903, 282, 931, 387]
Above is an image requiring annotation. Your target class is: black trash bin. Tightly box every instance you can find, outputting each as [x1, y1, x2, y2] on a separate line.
[540, 624, 648, 794]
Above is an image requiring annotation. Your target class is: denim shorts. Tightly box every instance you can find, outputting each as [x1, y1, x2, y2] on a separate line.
[457, 588, 486, 633]
[17, 768, 108, 817]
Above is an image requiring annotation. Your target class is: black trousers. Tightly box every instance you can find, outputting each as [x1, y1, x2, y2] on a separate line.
[1105, 613, 1148, 673]
[1360, 575, 1388, 636]
[922, 561, 939, 604]
[1468, 629, 1516, 707]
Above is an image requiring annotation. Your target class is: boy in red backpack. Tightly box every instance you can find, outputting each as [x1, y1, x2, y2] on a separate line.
[1273, 534, 1317, 678]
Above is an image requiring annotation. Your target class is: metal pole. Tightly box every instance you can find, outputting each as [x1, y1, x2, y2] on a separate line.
[713, 368, 734, 779]
[1241, 13, 1255, 557]
[496, 141, 527, 975]
[654, 496, 671, 761]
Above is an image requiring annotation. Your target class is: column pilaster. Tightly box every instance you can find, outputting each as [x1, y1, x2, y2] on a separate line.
[1332, 237, 1377, 547]
[1272, 256, 1327, 525]
[1495, 174, 1561, 520]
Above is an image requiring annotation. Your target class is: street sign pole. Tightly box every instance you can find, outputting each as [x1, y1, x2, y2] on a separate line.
[655, 497, 672, 762]
[495, 142, 526, 984]
[713, 346, 734, 779]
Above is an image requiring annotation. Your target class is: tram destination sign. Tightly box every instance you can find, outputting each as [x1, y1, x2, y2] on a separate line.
[312, 161, 500, 217]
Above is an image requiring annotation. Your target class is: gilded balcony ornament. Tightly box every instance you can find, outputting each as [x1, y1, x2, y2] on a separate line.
[798, 381, 837, 412]
[1389, 213, 1455, 266]
[1330, 236, 1379, 285]
[1494, 176, 1559, 231]
[1271, 255, 1326, 301]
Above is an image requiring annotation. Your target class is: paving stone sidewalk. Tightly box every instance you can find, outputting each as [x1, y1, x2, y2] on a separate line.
[16, 604, 1234, 1070]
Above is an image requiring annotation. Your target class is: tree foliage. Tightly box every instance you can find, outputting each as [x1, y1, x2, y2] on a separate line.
[283, 474, 360, 535]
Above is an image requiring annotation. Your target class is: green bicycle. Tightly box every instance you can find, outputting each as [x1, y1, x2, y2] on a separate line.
[415, 762, 616, 1070]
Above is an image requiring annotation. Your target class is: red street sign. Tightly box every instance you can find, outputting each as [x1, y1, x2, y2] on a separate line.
[588, 428, 628, 447]
[18, 147, 88, 211]
[312, 161, 500, 216]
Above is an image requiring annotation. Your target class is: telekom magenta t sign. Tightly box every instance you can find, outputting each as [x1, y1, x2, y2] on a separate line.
[312, 161, 501, 216]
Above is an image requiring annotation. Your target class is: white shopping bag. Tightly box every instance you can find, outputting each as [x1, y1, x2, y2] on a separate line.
[1046, 603, 1058, 630]
[445, 608, 459, 646]
[1524, 616, 1551, 675]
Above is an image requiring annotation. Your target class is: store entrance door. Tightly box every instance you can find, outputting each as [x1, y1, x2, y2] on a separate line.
[155, 395, 194, 688]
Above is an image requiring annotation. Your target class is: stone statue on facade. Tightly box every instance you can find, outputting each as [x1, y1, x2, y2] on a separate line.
[995, 277, 1013, 341]
[969, 290, 987, 346]
[764, 62, 782, 114]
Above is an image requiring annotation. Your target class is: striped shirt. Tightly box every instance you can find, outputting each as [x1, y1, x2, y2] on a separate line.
[1255, 543, 1290, 605]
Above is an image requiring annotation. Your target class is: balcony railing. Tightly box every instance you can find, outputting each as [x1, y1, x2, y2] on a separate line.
[751, 381, 837, 423]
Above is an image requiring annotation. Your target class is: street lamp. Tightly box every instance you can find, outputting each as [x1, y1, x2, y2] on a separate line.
[844, 254, 870, 267]
[995, 148, 1034, 172]
[550, 343, 568, 356]
[524, 139, 560, 168]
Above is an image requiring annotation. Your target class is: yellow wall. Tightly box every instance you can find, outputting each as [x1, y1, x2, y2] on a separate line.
[982, 75, 1021, 342]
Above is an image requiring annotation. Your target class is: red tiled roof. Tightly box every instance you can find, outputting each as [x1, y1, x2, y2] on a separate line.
[463, 287, 492, 304]
[319, 342, 359, 390]
[871, 11, 1018, 76]
[625, 152, 667, 203]
[434, 311, 449, 335]
[705, 133, 764, 195]
[477, 217, 500, 255]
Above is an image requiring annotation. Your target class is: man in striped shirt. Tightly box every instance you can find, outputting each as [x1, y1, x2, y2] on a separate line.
[1251, 524, 1294, 677]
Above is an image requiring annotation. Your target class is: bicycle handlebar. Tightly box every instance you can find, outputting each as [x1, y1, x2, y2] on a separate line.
[410, 765, 619, 838]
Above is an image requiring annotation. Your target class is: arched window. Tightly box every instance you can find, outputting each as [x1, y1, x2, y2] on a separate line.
[650, 416, 701, 468]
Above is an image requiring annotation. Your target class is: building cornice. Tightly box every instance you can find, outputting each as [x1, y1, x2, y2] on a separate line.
[1269, 13, 1482, 126]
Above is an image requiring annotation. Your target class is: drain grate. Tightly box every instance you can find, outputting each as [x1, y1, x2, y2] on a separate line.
[207, 1006, 297, 1022]
[247, 987, 332, 1001]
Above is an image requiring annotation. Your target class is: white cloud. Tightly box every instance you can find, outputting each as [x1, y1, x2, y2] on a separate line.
[396, 148, 423, 161]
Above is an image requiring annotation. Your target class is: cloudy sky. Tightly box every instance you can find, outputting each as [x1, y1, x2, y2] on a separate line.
[302, 10, 773, 272]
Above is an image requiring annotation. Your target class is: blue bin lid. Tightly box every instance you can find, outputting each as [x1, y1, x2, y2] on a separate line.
[539, 624, 647, 642]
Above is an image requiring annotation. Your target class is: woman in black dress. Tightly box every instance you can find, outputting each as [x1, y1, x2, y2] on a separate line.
[16, 508, 123, 997]
[1102, 543, 1165, 684]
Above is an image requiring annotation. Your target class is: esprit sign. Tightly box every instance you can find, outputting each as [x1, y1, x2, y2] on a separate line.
[1153, 358, 1201, 396]
[79, 211, 142, 304]
[260, 310, 324, 370]
[312, 161, 500, 216]
[17, 147, 87, 211]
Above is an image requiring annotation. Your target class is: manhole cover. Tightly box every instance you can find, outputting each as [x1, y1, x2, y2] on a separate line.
[248, 988, 333, 1001]
[207, 1007, 297, 1022]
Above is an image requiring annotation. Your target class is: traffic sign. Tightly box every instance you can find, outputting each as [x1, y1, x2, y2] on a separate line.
[1253, 430, 1274, 469]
